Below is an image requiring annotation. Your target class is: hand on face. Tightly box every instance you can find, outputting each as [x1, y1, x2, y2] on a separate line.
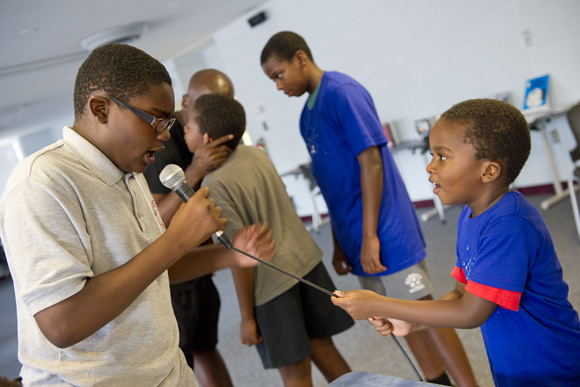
[232, 224, 276, 267]
[188, 133, 233, 178]
[166, 186, 228, 253]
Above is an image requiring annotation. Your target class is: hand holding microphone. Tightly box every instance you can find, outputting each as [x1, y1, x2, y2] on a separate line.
[160, 164, 233, 248]
[160, 164, 275, 268]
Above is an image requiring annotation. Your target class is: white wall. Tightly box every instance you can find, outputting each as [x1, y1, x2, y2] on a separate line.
[194, 0, 580, 216]
[0, 138, 25, 201]
[0, 118, 69, 199]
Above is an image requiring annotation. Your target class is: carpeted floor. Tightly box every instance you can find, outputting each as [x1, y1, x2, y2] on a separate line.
[1, 193, 578, 386]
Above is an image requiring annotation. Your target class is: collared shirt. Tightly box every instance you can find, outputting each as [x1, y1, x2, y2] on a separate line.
[0, 127, 195, 386]
[452, 191, 580, 386]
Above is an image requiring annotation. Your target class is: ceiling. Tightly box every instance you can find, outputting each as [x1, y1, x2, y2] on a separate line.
[0, 0, 268, 137]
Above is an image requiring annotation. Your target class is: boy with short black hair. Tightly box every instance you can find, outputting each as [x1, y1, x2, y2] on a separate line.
[183, 93, 355, 386]
[261, 31, 477, 386]
[332, 99, 580, 386]
[0, 44, 274, 386]
[187, 94, 245, 151]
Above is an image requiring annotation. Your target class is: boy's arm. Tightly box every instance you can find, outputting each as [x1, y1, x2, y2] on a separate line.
[367, 281, 469, 335]
[332, 280, 497, 330]
[33, 187, 227, 348]
[152, 134, 233, 226]
[167, 224, 275, 284]
[357, 146, 387, 274]
[231, 266, 263, 346]
[441, 280, 467, 300]
[34, 193, 274, 349]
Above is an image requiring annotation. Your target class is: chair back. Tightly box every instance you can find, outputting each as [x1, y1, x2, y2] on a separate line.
[298, 163, 318, 191]
[568, 103, 580, 162]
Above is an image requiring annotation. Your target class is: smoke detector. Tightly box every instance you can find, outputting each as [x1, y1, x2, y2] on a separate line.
[80, 22, 149, 51]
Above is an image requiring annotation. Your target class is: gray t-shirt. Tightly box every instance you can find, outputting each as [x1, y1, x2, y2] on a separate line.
[202, 146, 321, 306]
[0, 127, 196, 386]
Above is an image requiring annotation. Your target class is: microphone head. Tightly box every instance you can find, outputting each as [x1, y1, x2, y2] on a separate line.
[160, 164, 186, 190]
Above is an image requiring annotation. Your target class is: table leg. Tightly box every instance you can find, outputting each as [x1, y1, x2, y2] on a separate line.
[536, 120, 567, 210]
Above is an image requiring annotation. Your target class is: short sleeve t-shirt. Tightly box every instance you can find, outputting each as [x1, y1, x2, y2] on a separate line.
[453, 191, 580, 386]
[299, 71, 425, 276]
[202, 146, 321, 306]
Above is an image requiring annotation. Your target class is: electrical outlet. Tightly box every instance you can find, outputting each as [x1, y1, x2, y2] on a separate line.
[523, 30, 534, 46]
[551, 130, 560, 143]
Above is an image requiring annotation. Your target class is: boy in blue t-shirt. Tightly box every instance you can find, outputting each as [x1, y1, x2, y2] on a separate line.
[332, 99, 580, 386]
[261, 31, 477, 387]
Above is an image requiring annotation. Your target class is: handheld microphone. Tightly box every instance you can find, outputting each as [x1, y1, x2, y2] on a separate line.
[159, 164, 233, 249]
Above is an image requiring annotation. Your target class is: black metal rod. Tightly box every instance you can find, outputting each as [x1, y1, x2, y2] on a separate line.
[231, 246, 336, 297]
[390, 335, 423, 382]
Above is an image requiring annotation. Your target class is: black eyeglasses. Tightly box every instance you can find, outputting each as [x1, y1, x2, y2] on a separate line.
[104, 96, 176, 133]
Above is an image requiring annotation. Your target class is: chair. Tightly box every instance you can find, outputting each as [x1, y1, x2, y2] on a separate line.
[280, 163, 329, 233]
[566, 103, 580, 240]
[297, 163, 329, 233]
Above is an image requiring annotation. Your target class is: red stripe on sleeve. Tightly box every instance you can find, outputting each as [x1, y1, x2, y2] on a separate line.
[451, 266, 467, 283]
[465, 281, 521, 311]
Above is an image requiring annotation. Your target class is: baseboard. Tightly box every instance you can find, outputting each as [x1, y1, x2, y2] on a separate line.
[300, 213, 330, 223]
[515, 182, 572, 195]
[413, 199, 436, 209]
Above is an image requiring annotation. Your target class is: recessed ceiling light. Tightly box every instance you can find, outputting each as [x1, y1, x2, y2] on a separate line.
[80, 22, 149, 51]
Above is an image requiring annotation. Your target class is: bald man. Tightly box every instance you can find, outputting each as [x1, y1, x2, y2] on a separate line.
[144, 69, 235, 387]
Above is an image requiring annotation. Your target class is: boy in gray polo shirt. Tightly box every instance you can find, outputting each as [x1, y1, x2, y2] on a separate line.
[0, 44, 274, 386]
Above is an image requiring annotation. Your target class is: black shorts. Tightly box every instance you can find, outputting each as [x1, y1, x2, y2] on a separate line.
[170, 274, 220, 367]
[255, 262, 354, 369]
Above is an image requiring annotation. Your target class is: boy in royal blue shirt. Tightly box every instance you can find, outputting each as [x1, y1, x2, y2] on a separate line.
[333, 98, 580, 386]
[261, 31, 477, 386]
